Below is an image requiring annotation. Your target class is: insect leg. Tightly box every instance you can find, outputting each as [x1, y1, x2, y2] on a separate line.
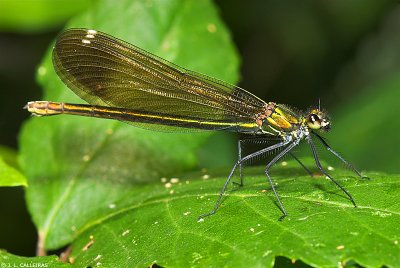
[238, 136, 313, 178]
[306, 135, 357, 207]
[235, 136, 285, 186]
[198, 138, 292, 220]
[237, 139, 244, 186]
[264, 141, 299, 220]
[312, 132, 369, 179]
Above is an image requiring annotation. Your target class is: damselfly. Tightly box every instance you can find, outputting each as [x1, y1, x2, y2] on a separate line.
[25, 28, 367, 220]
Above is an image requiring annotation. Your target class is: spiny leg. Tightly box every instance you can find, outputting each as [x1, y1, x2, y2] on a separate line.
[198, 138, 292, 220]
[264, 141, 299, 221]
[236, 139, 244, 186]
[312, 132, 369, 179]
[236, 137, 270, 187]
[306, 135, 357, 207]
[236, 137, 307, 186]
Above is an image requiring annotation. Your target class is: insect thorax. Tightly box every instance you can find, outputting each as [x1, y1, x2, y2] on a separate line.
[256, 102, 302, 135]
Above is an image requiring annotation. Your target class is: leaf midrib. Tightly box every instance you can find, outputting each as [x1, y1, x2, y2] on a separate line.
[40, 120, 122, 243]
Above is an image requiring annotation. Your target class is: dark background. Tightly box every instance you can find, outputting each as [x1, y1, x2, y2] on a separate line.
[0, 0, 399, 259]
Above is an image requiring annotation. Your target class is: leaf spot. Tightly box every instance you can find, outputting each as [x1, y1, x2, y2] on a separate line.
[207, 23, 217, 33]
[38, 66, 47, 76]
[262, 250, 272, 257]
[312, 243, 326, 248]
[122, 229, 130, 236]
[255, 231, 265, 236]
[202, 174, 210, 180]
[82, 235, 95, 251]
[191, 252, 204, 264]
[170, 178, 179, 184]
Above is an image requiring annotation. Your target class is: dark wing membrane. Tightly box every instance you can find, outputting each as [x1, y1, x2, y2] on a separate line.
[52, 28, 267, 132]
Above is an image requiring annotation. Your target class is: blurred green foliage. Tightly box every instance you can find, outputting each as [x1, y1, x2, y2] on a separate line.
[0, 0, 400, 264]
[0, 158, 26, 187]
[0, 145, 18, 168]
[0, 0, 91, 33]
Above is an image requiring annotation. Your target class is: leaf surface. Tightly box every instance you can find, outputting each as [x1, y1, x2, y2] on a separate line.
[0, 158, 27, 187]
[0, 250, 69, 267]
[66, 164, 399, 268]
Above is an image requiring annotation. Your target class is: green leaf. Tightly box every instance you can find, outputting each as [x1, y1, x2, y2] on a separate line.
[0, 158, 27, 187]
[0, 250, 70, 267]
[0, 145, 18, 169]
[0, 0, 91, 33]
[59, 163, 400, 267]
[19, 0, 239, 250]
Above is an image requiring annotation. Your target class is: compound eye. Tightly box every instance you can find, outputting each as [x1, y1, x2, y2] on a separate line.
[307, 114, 321, 130]
[310, 114, 319, 123]
[321, 118, 331, 130]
